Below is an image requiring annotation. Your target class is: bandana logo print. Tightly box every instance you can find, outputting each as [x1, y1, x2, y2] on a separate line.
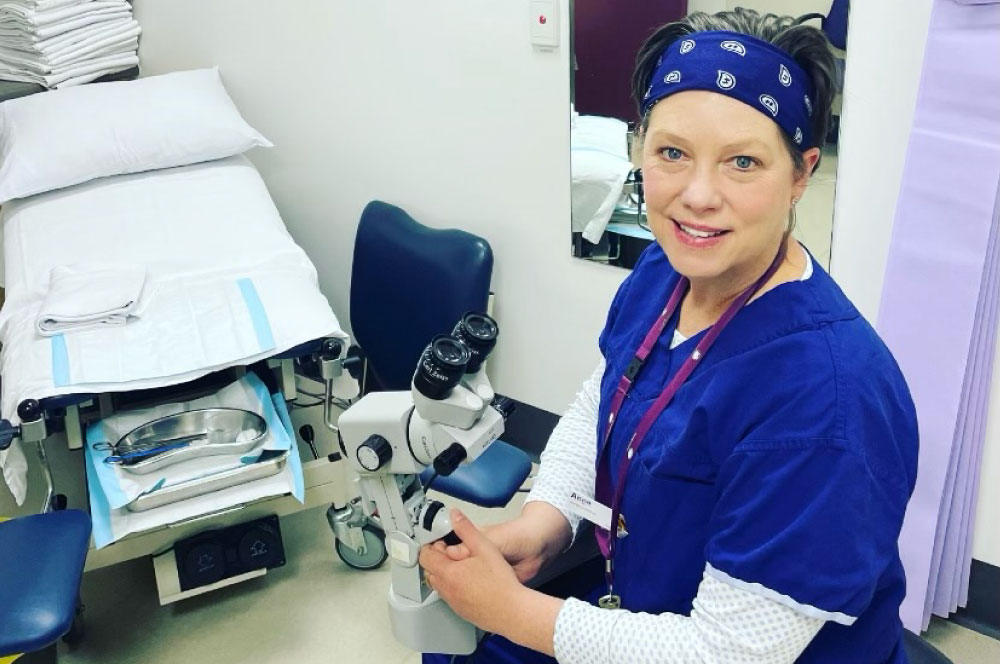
[716, 70, 736, 90]
[679, 39, 696, 54]
[759, 94, 779, 117]
[720, 40, 746, 56]
[664, 70, 682, 84]
[644, 84, 653, 100]
[804, 95, 813, 116]
[794, 127, 803, 145]
[779, 64, 792, 87]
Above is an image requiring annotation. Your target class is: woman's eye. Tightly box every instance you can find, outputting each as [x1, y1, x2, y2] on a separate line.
[662, 147, 684, 161]
[733, 155, 757, 169]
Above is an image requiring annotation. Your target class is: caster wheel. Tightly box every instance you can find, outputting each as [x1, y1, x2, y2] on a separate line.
[62, 607, 84, 646]
[335, 525, 387, 570]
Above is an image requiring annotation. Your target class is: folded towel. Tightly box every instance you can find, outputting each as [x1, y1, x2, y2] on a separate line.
[0, 1, 128, 27]
[0, 50, 137, 86]
[43, 17, 138, 57]
[0, 13, 129, 45]
[0, 35, 136, 71]
[0, 0, 89, 10]
[37, 263, 147, 336]
[0, 7, 129, 39]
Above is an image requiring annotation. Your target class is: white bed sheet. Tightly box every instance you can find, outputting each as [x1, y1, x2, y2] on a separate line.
[0, 155, 345, 502]
[571, 114, 632, 243]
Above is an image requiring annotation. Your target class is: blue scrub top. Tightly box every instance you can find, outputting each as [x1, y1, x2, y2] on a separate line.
[598, 244, 918, 663]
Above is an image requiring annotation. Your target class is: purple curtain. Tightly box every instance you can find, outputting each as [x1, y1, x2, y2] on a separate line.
[878, 0, 1000, 631]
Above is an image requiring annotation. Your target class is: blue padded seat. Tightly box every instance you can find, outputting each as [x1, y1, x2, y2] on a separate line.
[0, 510, 91, 656]
[420, 440, 532, 508]
[351, 201, 531, 506]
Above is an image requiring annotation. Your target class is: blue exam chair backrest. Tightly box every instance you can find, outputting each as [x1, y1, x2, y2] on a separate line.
[351, 201, 494, 390]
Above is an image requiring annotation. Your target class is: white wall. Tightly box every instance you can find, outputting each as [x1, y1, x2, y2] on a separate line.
[132, 0, 624, 416]
[129, 0, 994, 569]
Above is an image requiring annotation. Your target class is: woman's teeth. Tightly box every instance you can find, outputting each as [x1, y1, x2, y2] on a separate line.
[677, 222, 724, 238]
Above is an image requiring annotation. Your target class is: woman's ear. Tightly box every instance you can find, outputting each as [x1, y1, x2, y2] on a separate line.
[793, 146, 822, 199]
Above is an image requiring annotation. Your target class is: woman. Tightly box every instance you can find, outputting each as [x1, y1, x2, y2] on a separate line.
[421, 9, 918, 663]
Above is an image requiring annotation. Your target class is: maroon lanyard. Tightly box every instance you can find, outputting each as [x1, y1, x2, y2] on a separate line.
[594, 249, 785, 602]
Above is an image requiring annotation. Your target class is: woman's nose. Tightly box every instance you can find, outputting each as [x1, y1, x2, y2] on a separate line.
[679, 166, 723, 214]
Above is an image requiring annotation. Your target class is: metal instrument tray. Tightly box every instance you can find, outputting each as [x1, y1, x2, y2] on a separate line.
[125, 450, 289, 512]
[113, 408, 267, 475]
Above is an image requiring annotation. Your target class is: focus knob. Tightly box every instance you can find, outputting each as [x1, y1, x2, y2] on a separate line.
[356, 434, 392, 472]
[17, 399, 41, 422]
[320, 338, 344, 362]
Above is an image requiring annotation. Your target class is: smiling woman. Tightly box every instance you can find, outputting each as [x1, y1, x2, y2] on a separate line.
[422, 7, 918, 664]
[571, 3, 844, 272]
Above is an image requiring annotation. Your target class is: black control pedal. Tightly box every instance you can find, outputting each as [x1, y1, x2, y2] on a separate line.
[174, 515, 286, 591]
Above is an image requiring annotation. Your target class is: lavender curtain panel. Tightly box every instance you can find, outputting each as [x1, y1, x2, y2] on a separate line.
[878, 0, 1000, 632]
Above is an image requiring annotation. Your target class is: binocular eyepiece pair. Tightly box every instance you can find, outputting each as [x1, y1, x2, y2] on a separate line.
[413, 312, 499, 401]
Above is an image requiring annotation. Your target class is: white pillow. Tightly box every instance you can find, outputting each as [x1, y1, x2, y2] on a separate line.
[0, 68, 272, 203]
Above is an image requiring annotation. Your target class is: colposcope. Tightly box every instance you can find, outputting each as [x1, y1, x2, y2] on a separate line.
[333, 312, 513, 654]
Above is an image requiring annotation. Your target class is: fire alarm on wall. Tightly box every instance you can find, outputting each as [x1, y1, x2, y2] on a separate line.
[531, 1, 559, 50]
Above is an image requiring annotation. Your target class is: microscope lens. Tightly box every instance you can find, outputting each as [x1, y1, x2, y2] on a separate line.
[453, 312, 499, 374]
[413, 335, 471, 400]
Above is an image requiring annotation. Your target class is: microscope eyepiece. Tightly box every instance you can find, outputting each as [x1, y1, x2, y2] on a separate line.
[413, 335, 471, 400]
[452, 312, 498, 374]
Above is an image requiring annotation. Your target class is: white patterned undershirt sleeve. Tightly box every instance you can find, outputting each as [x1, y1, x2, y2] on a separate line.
[553, 569, 825, 663]
[524, 358, 605, 544]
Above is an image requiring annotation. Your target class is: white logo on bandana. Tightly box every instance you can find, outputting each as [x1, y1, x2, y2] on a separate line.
[759, 94, 779, 116]
[644, 85, 653, 100]
[720, 40, 746, 56]
[779, 64, 792, 87]
[664, 70, 682, 84]
[804, 95, 813, 116]
[679, 39, 696, 54]
[794, 127, 803, 145]
[716, 70, 736, 90]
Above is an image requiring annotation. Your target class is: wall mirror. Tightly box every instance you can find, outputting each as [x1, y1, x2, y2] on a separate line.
[570, 0, 847, 271]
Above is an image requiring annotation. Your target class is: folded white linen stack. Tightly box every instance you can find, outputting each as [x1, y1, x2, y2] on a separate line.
[0, 0, 140, 88]
[37, 263, 147, 335]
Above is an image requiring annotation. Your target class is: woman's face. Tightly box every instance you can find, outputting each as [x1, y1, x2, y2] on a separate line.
[641, 90, 816, 285]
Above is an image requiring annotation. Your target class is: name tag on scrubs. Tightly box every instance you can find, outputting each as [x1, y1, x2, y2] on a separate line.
[567, 492, 612, 531]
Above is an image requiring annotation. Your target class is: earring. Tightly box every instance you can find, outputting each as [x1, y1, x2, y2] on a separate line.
[788, 198, 799, 233]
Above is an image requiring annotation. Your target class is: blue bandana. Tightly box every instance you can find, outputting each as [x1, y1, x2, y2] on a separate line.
[642, 30, 816, 149]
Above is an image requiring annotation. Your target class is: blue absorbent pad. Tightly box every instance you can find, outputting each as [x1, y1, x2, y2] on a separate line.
[85, 372, 303, 548]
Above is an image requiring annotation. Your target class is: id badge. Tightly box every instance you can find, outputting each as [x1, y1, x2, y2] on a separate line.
[566, 492, 612, 531]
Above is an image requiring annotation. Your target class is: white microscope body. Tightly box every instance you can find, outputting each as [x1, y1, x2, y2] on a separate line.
[337, 314, 512, 655]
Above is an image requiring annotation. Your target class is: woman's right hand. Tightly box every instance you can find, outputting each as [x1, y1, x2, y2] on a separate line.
[437, 502, 572, 584]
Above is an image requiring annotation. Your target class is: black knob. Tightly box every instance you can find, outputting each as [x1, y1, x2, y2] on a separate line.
[320, 338, 344, 362]
[356, 434, 392, 472]
[491, 395, 516, 421]
[299, 425, 319, 460]
[432, 442, 468, 477]
[343, 345, 365, 380]
[17, 399, 41, 422]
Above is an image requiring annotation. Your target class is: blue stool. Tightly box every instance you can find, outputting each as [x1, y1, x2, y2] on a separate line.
[0, 510, 91, 660]
[351, 201, 532, 507]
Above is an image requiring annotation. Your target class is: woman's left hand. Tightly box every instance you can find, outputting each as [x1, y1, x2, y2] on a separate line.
[419, 509, 525, 635]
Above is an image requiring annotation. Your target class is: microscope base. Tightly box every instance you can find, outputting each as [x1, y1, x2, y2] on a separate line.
[389, 587, 481, 655]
